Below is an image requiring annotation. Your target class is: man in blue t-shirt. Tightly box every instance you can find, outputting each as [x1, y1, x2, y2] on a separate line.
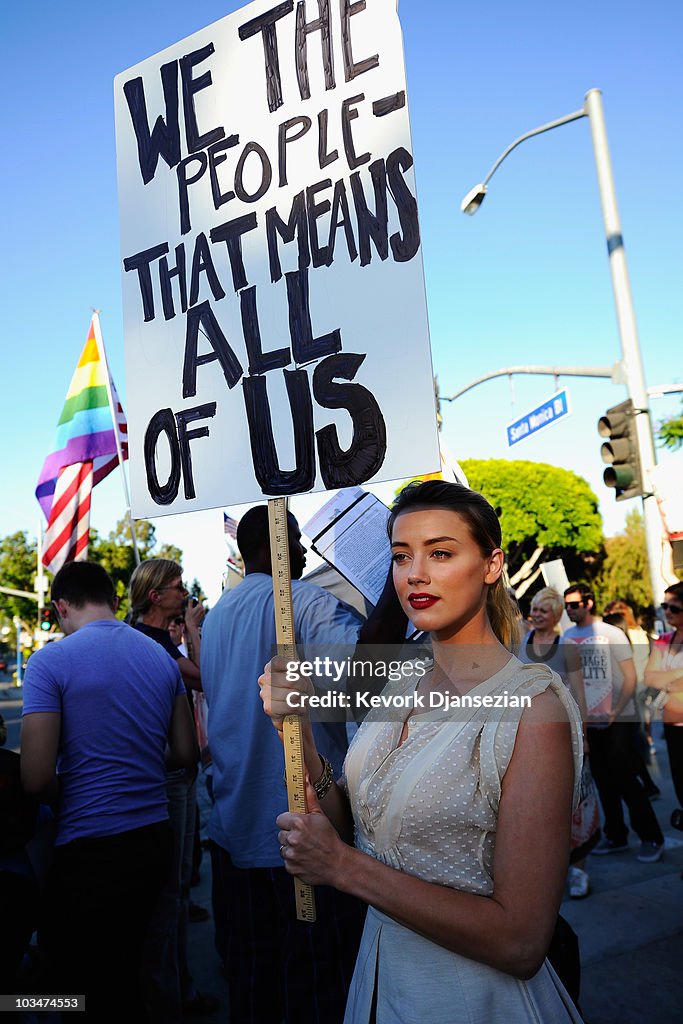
[21, 561, 197, 1022]
[201, 505, 406, 1024]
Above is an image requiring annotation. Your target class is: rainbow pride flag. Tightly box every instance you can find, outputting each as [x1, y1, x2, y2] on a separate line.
[36, 317, 127, 524]
[36, 317, 128, 521]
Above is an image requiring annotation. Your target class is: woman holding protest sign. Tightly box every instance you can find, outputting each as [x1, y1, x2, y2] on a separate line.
[259, 480, 583, 1022]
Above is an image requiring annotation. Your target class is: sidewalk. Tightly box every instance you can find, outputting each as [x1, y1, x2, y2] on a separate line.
[186, 724, 683, 1024]
[185, 781, 228, 1022]
[561, 724, 683, 1023]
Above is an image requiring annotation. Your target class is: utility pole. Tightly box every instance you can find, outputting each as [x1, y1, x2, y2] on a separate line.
[12, 616, 22, 686]
[583, 89, 666, 605]
[35, 520, 49, 650]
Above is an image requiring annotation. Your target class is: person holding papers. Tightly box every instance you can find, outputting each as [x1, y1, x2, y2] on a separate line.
[260, 480, 584, 1023]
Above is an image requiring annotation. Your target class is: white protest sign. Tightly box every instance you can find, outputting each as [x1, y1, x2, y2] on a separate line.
[649, 456, 683, 540]
[114, 0, 439, 517]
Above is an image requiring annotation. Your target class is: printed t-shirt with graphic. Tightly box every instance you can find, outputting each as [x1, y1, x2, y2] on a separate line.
[563, 619, 635, 723]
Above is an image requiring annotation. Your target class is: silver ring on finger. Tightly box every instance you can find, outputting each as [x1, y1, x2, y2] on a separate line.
[279, 843, 287, 858]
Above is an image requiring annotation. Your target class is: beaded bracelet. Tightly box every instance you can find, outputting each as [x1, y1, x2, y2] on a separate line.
[312, 755, 334, 801]
[282, 755, 335, 800]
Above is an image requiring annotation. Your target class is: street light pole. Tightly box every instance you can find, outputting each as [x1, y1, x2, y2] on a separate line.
[460, 89, 671, 606]
[582, 89, 666, 604]
[35, 519, 49, 650]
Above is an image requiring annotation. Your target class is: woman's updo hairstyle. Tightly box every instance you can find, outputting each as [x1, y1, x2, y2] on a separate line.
[388, 479, 520, 650]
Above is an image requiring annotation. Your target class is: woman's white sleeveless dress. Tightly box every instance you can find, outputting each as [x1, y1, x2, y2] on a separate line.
[341, 657, 584, 1024]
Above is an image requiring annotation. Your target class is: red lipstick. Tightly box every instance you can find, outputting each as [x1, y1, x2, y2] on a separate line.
[408, 593, 439, 609]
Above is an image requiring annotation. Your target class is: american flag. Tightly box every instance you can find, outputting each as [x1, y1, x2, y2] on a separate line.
[223, 513, 238, 543]
[41, 462, 94, 570]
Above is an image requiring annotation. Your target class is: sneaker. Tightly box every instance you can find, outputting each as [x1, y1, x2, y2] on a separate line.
[568, 866, 590, 899]
[590, 837, 629, 855]
[637, 841, 663, 863]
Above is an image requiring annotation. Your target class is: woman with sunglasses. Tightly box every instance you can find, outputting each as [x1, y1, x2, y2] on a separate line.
[645, 582, 683, 820]
[128, 560, 203, 691]
[260, 481, 583, 1022]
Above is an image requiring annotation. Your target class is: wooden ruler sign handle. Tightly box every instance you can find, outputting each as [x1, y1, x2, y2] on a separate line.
[268, 497, 316, 923]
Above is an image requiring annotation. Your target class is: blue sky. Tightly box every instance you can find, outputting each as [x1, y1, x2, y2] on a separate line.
[1, 0, 681, 601]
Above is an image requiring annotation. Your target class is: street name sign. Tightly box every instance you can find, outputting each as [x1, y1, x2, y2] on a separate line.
[506, 389, 570, 447]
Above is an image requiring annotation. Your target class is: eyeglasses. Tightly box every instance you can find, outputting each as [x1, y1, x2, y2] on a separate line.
[662, 602, 683, 614]
[564, 600, 585, 610]
[157, 581, 188, 594]
[172, 616, 185, 626]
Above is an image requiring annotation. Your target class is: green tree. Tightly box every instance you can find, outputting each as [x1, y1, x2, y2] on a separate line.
[0, 531, 43, 626]
[1, 520, 189, 631]
[594, 510, 652, 613]
[90, 519, 183, 617]
[460, 459, 604, 597]
[657, 400, 683, 450]
[188, 578, 206, 603]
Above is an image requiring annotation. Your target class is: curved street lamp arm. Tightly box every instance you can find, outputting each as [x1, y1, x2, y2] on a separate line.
[482, 108, 587, 187]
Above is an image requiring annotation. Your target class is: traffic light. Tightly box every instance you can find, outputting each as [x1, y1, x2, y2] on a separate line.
[40, 608, 52, 632]
[597, 399, 643, 501]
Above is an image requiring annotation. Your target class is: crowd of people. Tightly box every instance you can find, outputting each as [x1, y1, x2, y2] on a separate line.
[1, 480, 682, 1023]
